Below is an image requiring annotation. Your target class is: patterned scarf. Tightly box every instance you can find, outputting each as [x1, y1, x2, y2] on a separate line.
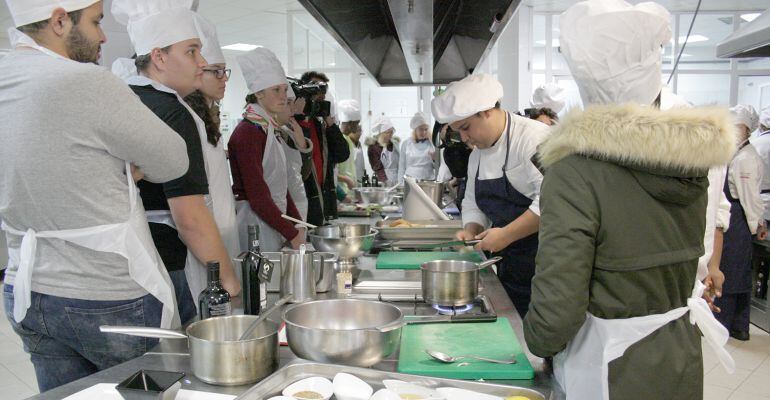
[243, 103, 274, 129]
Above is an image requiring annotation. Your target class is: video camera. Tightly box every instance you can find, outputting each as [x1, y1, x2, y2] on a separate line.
[288, 77, 331, 118]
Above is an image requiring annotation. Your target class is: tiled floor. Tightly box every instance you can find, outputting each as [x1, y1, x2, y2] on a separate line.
[0, 295, 768, 400]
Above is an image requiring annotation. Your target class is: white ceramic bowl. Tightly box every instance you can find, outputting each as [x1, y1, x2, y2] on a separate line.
[281, 376, 333, 400]
[332, 372, 373, 400]
[382, 379, 445, 400]
[370, 388, 402, 400]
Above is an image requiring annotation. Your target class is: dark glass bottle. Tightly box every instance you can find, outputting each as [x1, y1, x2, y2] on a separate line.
[361, 172, 370, 188]
[242, 225, 262, 315]
[372, 175, 379, 188]
[198, 262, 232, 320]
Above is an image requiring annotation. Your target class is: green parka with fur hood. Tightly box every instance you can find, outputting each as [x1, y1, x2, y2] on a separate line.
[523, 103, 736, 399]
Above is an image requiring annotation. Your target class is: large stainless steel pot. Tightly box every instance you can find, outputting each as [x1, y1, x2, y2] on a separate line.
[101, 315, 279, 386]
[283, 299, 403, 367]
[405, 180, 455, 209]
[420, 257, 502, 306]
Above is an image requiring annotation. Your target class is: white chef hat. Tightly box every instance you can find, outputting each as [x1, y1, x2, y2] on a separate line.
[560, 0, 671, 106]
[431, 73, 504, 124]
[530, 83, 566, 113]
[236, 46, 287, 94]
[6, 0, 99, 27]
[193, 14, 225, 65]
[372, 116, 395, 134]
[112, 0, 200, 56]
[761, 107, 770, 130]
[338, 99, 361, 122]
[410, 112, 429, 130]
[111, 58, 137, 83]
[730, 104, 759, 133]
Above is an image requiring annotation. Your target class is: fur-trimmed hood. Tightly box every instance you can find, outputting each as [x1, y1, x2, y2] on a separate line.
[538, 103, 737, 176]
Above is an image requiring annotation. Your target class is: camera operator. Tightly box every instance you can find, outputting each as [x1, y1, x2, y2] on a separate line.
[293, 71, 350, 224]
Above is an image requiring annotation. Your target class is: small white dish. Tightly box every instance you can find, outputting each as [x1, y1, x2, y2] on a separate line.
[332, 372, 373, 400]
[436, 387, 502, 400]
[370, 388, 402, 400]
[267, 397, 294, 400]
[282, 376, 333, 400]
[382, 379, 445, 400]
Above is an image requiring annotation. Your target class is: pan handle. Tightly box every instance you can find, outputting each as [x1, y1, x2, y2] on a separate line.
[476, 256, 503, 270]
[375, 319, 406, 333]
[99, 325, 188, 339]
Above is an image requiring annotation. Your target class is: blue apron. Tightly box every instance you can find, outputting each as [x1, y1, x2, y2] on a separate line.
[719, 149, 753, 295]
[474, 113, 539, 317]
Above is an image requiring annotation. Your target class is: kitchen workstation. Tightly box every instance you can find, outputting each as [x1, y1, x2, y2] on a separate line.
[28, 182, 557, 400]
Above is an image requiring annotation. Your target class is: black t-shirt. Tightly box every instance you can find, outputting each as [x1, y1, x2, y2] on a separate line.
[131, 84, 209, 271]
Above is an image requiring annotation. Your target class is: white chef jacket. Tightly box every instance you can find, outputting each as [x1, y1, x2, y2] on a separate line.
[749, 130, 770, 221]
[690, 167, 732, 282]
[727, 143, 765, 235]
[461, 113, 549, 228]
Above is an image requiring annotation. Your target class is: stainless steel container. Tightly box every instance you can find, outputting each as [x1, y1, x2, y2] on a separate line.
[354, 187, 393, 205]
[308, 224, 378, 259]
[420, 257, 502, 306]
[313, 252, 337, 293]
[405, 180, 453, 208]
[100, 315, 279, 386]
[280, 246, 320, 303]
[283, 299, 404, 367]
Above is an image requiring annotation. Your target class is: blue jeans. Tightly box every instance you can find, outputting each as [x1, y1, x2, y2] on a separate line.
[168, 269, 197, 325]
[2, 285, 162, 392]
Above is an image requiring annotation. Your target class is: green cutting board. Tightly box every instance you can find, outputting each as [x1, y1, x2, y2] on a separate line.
[397, 318, 535, 380]
[376, 251, 483, 269]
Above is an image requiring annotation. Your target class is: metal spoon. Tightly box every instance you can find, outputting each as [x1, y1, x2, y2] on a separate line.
[237, 294, 292, 341]
[425, 349, 516, 364]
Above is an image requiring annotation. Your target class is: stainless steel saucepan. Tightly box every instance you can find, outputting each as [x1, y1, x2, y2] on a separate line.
[420, 257, 503, 306]
[100, 315, 279, 386]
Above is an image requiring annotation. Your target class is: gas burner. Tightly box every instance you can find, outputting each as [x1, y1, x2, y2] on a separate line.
[432, 303, 474, 315]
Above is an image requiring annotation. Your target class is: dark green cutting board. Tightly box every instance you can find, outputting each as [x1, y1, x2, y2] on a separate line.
[375, 251, 483, 269]
[397, 318, 535, 380]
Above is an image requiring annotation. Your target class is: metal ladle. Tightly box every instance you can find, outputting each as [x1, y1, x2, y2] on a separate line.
[425, 349, 516, 364]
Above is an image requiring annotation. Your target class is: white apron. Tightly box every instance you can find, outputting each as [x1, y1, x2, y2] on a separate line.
[381, 145, 399, 185]
[235, 106, 291, 253]
[279, 132, 309, 221]
[403, 139, 435, 182]
[184, 110, 240, 306]
[355, 145, 366, 181]
[554, 280, 735, 400]
[1, 30, 179, 329]
[2, 162, 180, 329]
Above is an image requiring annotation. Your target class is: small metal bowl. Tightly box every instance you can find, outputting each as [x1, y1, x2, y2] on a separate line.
[116, 370, 185, 400]
[355, 187, 393, 205]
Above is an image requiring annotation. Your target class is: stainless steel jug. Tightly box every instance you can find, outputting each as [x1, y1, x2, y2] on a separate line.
[280, 245, 323, 303]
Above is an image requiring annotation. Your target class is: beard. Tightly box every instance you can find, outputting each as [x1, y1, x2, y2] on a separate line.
[66, 26, 100, 64]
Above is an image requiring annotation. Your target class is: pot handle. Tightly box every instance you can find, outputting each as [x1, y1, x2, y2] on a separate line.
[315, 253, 325, 285]
[99, 325, 188, 339]
[375, 319, 405, 333]
[476, 256, 503, 270]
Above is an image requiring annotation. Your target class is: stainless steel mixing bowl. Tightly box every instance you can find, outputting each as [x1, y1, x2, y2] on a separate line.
[355, 187, 393, 205]
[308, 224, 378, 258]
[283, 299, 404, 367]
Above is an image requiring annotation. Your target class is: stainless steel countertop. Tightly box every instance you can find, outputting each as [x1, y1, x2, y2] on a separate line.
[27, 215, 563, 400]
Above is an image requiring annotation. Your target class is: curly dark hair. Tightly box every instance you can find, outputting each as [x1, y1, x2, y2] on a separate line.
[526, 107, 559, 122]
[184, 91, 221, 146]
[300, 71, 329, 84]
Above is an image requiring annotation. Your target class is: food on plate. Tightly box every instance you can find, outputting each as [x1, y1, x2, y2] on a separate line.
[293, 391, 324, 399]
[388, 219, 425, 228]
[399, 395, 425, 400]
[504, 397, 530, 400]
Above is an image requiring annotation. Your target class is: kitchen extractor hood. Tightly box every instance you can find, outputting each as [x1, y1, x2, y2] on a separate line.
[717, 9, 770, 58]
[297, 0, 520, 86]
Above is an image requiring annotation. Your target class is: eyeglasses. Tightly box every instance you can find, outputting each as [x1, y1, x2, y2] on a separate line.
[204, 68, 231, 79]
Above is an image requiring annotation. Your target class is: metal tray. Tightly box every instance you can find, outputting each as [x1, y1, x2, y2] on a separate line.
[235, 361, 546, 400]
[376, 219, 463, 241]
